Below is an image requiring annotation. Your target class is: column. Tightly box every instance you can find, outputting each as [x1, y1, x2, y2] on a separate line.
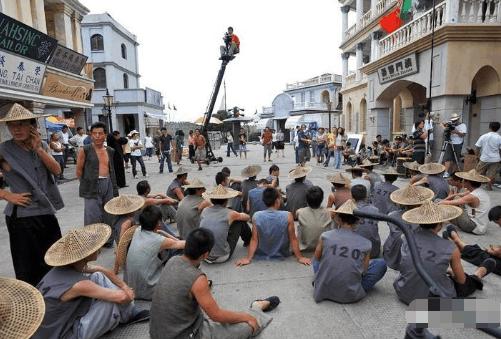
[52, 5, 74, 50]
[356, 0, 364, 29]
[341, 53, 350, 87]
[341, 5, 350, 40]
[356, 43, 364, 81]
[72, 14, 83, 53]
[371, 30, 382, 62]
[445, 0, 459, 23]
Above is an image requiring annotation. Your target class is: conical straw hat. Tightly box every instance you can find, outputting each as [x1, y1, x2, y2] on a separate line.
[382, 166, 403, 176]
[0, 103, 48, 122]
[0, 277, 45, 339]
[241, 165, 261, 177]
[403, 161, 420, 171]
[455, 169, 490, 183]
[104, 195, 145, 215]
[183, 178, 207, 189]
[173, 166, 189, 176]
[418, 163, 446, 175]
[359, 159, 375, 167]
[45, 224, 112, 267]
[288, 166, 312, 179]
[330, 199, 357, 215]
[402, 200, 462, 224]
[327, 172, 351, 185]
[345, 165, 368, 172]
[115, 225, 138, 273]
[202, 184, 239, 200]
[390, 184, 434, 205]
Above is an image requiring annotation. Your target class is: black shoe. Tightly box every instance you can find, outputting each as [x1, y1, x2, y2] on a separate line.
[480, 258, 497, 275]
[126, 309, 150, 325]
[442, 224, 458, 240]
[252, 296, 280, 312]
[159, 170, 163, 174]
[198, 167, 202, 171]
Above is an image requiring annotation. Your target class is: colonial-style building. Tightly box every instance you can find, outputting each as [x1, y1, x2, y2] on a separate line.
[81, 13, 165, 137]
[339, 0, 501, 155]
[0, 0, 93, 140]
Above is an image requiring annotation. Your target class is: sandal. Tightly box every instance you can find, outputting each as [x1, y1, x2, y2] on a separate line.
[251, 296, 280, 313]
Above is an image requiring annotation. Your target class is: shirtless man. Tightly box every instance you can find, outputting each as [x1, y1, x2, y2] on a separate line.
[77, 122, 118, 227]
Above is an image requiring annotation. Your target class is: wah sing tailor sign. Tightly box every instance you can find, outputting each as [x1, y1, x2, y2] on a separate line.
[377, 53, 418, 84]
[0, 12, 57, 63]
[0, 49, 46, 93]
[42, 72, 92, 103]
[48, 44, 88, 75]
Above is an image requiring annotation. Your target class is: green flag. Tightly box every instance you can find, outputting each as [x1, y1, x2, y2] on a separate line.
[400, 0, 412, 19]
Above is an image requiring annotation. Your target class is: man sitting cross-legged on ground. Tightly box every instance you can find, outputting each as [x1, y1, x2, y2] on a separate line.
[104, 194, 145, 245]
[124, 206, 185, 300]
[346, 164, 370, 193]
[411, 163, 450, 201]
[296, 186, 333, 252]
[372, 167, 400, 215]
[200, 185, 250, 264]
[286, 166, 313, 220]
[176, 179, 211, 240]
[439, 169, 491, 235]
[241, 165, 261, 214]
[393, 201, 496, 305]
[383, 185, 434, 271]
[150, 228, 278, 339]
[313, 199, 387, 304]
[33, 223, 149, 339]
[247, 178, 270, 218]
[236, 187, 311, 266]
[326, 172, 352, 209]
[351, 185, 381, 258]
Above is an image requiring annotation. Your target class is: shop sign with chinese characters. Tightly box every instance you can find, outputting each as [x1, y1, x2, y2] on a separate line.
[0, 49, 46, 93]
[377, 54, 418, 84]
[47, 44, 88, 75]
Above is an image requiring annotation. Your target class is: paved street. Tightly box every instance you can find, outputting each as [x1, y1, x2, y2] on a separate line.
[1, 144, 501, 339]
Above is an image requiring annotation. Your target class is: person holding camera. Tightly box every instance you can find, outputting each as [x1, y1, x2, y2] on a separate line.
[443, 113, 467, 178]
[411, 120, 428, 164]
[220, 26, 240, 59]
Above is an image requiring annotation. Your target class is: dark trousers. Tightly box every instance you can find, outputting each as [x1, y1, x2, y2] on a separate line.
[236, 220, 252, 246]
[159, 151, 173, 173]
[6, 212, 62, 286]
[53, 154, 64, 179]
[461, 244, 501, 275]
[188, 145, 195, 162]
[227, 143, 237, 157]
[453, 274, 483, 297]
[130, 155, 146, 176]
[63, 144, 70, 165]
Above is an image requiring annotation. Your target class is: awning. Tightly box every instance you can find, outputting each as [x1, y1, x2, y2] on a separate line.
[285, 115, 303, 129]
[255, 118, 273, 130]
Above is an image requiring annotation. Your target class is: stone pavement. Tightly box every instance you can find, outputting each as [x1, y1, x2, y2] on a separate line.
[1, 144, 501, 339]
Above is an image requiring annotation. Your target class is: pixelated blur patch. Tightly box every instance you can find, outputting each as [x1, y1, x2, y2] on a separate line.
[406, 298, 501, 329]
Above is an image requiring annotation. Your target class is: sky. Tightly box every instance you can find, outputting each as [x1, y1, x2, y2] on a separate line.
[81, 0, 344, 122]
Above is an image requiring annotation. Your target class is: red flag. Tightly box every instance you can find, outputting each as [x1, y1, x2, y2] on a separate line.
[380, 8, 403, 34]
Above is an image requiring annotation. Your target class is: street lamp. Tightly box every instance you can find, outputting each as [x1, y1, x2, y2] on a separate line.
[102, 88, 114, 132]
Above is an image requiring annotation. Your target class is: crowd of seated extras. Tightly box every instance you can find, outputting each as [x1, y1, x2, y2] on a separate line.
[14, 160, 501, 339]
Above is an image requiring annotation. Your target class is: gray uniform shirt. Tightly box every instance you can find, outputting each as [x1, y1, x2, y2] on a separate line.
[354, 201, 381, 258]
[383, 209, 418, 271]
[373, 181, 398, 215]
[150, 256, 204, 339]
[350, 177, 371, 193]
[394, 228, 456, 304]
[286, 181, 313, 218]
[176, 195, 204, 239]
[200, 205, 231, 260]
[426, 175, 449, 200]
[314, 228, 372, 303]
[297, 206, 333, 251]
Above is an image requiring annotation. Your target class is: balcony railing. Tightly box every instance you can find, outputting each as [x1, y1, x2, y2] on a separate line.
[379, 2, 447, 57]
[458, 0, 501, 23]
[286, 74, 342, 90]
[344, 0, 397, 41]
[292, 102, 329, 111]
[344, 72, 367, 88]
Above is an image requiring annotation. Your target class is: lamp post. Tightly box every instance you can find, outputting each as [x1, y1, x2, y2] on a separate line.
[102, 88, 114, 132]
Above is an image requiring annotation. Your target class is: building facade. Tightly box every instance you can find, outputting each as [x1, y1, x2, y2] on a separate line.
[258, 73, 342, 140]
[339, 0, 501, 157]
[0, 0, 93, 140]
[81, 13, 165, 137]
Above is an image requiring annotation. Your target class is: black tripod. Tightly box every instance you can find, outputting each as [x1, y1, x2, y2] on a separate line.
[437, 137, 461, 171]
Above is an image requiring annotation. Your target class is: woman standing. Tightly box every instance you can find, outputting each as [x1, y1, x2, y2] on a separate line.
[412, 120, 427, 165]
[226, 131, 237, 157]
[324, 127, 337, 167]
[50, 132, 65, 181]
[335, 127, 347, 169]
[275, 129, 285, 158]
[316, 128, 326, 164]
[239, 127, 248, 159]
[144, 134, 154, 160]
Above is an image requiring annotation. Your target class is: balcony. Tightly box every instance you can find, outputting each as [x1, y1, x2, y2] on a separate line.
[343, 72, 367, 89]
[286, 74, 342, 90]
[344, 0, 397, 41]
[292, 101, 330, 111]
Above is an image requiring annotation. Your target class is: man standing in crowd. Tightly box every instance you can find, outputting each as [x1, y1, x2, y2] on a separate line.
[0, 103, 64, 286]
[76, 122, 118, 228]
[194, 128, 206, 171]
[475, 122, 501, 190]
[129, 131, 147, 179]
[107, 131, 128, 188]
[69, 126, 88, 152]
[158, 127, 173, 174]
[296, 124, 311, 166]
[443, 113, 467, 178]
[261, 127, 273, 162]
[60, 125, 70, 167]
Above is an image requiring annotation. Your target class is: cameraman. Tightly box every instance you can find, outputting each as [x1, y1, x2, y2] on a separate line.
[443, 113, 467, 178]
[220, 26, 240, 58]
[412, 120, 428, 164]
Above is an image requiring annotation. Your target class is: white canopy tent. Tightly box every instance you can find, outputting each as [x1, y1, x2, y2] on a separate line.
[255, 118, 273, 130]
[285, 115, 303, 129]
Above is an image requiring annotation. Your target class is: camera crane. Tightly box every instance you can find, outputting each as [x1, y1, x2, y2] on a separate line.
[200, 33, 236, 163]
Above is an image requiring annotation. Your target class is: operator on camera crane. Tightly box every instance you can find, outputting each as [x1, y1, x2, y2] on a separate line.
[442, 113, 467, 178]
[220, 26, 240, 59]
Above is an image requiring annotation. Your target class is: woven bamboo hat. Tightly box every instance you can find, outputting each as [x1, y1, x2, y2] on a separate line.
[183, 178, 207, 189]
[402, 200, 462, 224]
[202, 184, 239, 200]
[115, 225, 138, 273]
[382, 166, 403, 176]
[127, 129, 139, 137]
[330, 199, 357, 215]
[359, 159, 376, 168]
[327, 172, 351, 186]
[450, 113, 460, 121]
[45, 224, 112, 267]
[241, 165, 261, 178]
[174, 166, 190, 176]
[0, 103, 48, 123]
[455, 169, 490, 183]
[0, 277, 45, 339]
[418, 163, 446, 175]
[390, 184, 434, 206]
[104, 195, 145, 215]
[345, 165, 368, 172]
[403, 161, 420, 171]
[288, 166, 312, 179]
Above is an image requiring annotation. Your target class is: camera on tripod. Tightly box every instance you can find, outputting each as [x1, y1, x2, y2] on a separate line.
[443, 121, 455, 141]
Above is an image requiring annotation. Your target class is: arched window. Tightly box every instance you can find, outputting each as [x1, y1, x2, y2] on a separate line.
[123, 73, 129, 89]
[93, 68, 106, 88]
[90, 34, 104, 51]
[121, 43, 127, 59]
